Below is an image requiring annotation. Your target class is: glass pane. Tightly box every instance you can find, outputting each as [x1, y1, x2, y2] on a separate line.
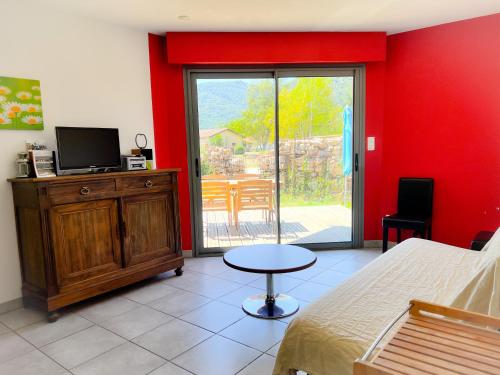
[196, 77, 277, 249]
[278, 76, 354, 244]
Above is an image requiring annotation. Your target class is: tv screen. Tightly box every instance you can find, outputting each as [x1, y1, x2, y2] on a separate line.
[56, 127, 121, 170]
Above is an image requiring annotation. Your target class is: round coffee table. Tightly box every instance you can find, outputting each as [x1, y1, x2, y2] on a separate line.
[223, 244, 316, 319]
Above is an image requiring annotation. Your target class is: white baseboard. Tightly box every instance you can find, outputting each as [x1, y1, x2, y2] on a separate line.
[363, 240, 397, 249]
[0, 298, 23, 314]
[363, 240, 382, 248]
[182, 250, 193, 258]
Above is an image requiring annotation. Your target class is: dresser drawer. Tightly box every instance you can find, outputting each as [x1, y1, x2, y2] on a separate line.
[49, 179, 116, 203]
[119, 174, 172, 191]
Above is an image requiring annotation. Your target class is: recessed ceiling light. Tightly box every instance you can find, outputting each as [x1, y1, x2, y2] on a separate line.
[177, 15, 190, 21]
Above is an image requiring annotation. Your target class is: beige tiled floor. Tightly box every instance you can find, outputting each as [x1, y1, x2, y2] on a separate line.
[0, 248, 380, 375]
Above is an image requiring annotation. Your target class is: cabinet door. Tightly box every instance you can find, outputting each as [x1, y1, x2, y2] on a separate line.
[122, 192, 177, 266]
[50, 199, 122, 288]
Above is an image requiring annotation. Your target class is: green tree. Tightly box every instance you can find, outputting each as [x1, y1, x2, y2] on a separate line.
[209, 134, 223, 146]
[227, 80, 275, 150]
[226, 77, 351, 145]
[279, 77, 338, 140]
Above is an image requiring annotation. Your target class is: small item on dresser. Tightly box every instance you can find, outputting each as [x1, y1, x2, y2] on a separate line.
[30, 149, 56, 177]
[133, 133, 154, 170]
[15, 152, 31, 178]
[131, 148, 154, 170]
[135, 133, 148, 149]
[121, 155, 147, 171]
[25, 140, 47, 151]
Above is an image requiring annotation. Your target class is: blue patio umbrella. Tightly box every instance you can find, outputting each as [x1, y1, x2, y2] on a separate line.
[342, 105, 353, 176]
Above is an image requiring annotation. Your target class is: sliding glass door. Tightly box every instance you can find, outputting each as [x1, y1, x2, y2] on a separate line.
[190, 74, 278, 249]
[277, 73, 354, 245]
[187, 68, 364, 254]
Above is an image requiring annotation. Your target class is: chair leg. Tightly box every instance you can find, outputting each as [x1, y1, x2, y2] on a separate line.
[383, 225, 389, 253]
[397, 228, 401, 243]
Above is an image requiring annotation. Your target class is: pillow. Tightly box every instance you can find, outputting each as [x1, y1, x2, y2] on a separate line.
[450, 257, 499, 317]
[482, 227, 500, 256]
[451, 228, 500, 317]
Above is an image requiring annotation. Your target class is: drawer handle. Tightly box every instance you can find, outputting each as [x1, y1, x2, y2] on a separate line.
[80, 186, 90, 195]
[145, 180, 153, 188]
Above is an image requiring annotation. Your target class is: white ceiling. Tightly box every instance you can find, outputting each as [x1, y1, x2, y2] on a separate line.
[26, 0, 500, 34]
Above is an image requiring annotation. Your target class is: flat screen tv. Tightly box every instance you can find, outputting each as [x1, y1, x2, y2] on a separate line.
[55, 127, 121, 175]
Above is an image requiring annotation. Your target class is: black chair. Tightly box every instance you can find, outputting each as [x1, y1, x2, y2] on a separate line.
[382, 178, 434, 253]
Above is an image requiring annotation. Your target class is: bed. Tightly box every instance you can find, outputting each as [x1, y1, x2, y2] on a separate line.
[273, 231, 500, 375]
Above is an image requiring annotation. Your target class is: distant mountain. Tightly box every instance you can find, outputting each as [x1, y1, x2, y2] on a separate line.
[196, 80, 249, 129]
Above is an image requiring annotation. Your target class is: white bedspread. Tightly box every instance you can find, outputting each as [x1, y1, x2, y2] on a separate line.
[273, 238, 497, 375]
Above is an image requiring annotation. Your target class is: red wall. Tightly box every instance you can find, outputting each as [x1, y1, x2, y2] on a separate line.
[149, 17, 500, 251]
[167, 32, 386, 64]
[149, 34, 191, 249]
[149, 32, 387, 250]
[382, 14, 500, 247]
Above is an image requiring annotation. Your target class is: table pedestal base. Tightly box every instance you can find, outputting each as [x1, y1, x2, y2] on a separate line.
[242, 274, 299, 319]
[242, 293, 299, 319]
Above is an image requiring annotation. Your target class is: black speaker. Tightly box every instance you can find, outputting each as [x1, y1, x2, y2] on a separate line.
[140, 148, 153, 160]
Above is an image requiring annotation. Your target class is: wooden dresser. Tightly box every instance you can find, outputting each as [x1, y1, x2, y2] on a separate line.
[9, 169, 184, 321]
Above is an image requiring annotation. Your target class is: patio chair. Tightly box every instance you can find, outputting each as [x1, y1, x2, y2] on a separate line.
[234, 179, 274, 228]
[382, 177, 434, 253]
[201, 180, 233, 225]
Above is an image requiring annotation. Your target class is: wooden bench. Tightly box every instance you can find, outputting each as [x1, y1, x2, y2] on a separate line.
[354, 300, 500, 375]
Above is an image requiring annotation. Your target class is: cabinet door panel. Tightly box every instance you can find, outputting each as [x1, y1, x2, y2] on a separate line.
[123, 192, 176, 266]
[50, 199, 122, 288]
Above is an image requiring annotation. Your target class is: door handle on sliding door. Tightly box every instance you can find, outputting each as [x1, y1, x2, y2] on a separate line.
[195, 158, 200, 178]
[355, 153, 359, 172]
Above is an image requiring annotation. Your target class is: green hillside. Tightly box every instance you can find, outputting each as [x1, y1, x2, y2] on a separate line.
[197, 79, 248, 129]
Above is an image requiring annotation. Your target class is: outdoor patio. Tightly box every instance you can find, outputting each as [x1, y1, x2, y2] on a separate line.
[202, 204, 352, 248]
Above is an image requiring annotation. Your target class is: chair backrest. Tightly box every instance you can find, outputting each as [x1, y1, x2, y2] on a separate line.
[201, 181, 231, 209]
[235, 180, 273, 209]
[203, 174, 227, 180]
[397, 178, 434, 217]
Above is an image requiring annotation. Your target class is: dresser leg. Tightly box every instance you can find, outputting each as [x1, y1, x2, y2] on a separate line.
[175, 267, 183, 276]
[47, 310, 60, 323]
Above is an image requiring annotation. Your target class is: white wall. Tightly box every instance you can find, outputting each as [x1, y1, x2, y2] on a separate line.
[0, 0, 154, 304]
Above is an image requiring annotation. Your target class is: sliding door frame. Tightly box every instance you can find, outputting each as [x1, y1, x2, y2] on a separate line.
[185, 66, 365, 256]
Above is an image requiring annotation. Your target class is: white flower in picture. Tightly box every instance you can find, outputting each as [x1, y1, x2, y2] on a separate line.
[0, 86, 11, 95]
[0, 95, 6, 102]
[23, 103, 41, 113]
[21, 115, 42, 125]
[34, 95, 41, 101]
[2, 101, 23, 114]
[16, 91, 32, 100]
[0, 113, 12, 125]
[31, 85, 40, 91]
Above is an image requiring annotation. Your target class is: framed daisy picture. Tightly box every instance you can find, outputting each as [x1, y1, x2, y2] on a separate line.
[0, 76, 44, 130]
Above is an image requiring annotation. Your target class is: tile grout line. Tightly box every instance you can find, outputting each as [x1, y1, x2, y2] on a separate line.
[144, 360, 196, 375]
[16, 315, 96, 350]
[0, 330, 38, 366]
[235, 352, 271, 375]
[68, 341, 146, 373]
[34, 318, 106, 373]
